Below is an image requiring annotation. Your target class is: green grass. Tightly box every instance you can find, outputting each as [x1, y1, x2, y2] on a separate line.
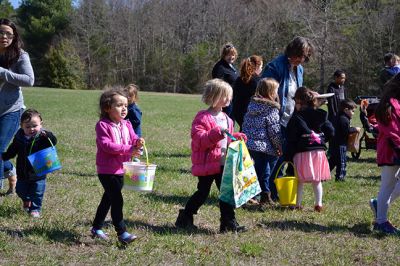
[0, 87, 399, 265]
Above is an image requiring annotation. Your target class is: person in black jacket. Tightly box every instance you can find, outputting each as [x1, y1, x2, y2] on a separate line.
[286, 87, 334, 211]
[232, 55, 263, 131]
[327, 69, 347, 123]
[0, 109, 57, 218]
[328, 99, 359, 181]
[211, 43, 238, 119]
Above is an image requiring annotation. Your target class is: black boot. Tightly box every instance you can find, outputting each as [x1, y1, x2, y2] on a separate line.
[220, 218, 247, 233]
[175, 209, 196, 229]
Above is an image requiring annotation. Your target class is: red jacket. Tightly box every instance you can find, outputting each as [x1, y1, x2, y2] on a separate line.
[191, 110, 241, 176]
[377, 98, 400, 166]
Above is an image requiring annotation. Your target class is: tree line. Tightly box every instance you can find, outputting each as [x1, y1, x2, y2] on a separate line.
[1, 0, 399, 97]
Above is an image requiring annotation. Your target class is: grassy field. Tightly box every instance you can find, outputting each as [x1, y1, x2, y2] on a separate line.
[0, 87, 399, 265]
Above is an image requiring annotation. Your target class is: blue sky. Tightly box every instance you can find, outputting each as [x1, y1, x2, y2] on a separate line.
[10, 0, 20, 8]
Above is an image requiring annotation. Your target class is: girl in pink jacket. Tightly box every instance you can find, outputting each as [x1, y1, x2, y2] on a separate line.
[370, 74, 400, 234]
[175, 79, 247, 233]
[91, 87, 144, 244]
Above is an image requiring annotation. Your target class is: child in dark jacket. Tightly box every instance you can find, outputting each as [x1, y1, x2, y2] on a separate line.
[328, 99, 359, 181]
[286, 87, 334, 211]
[124, 84, 142, 137]
[0, 109, 57, 218]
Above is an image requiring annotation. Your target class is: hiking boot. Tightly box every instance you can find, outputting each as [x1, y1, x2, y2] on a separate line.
[373, 221, 400, 234]
[175, 209, 196, 229]
[90, 228, 109, 240]
[118, 231, 137, 244]
[369, 198, 377, 220]
[220, 218, 247, 233]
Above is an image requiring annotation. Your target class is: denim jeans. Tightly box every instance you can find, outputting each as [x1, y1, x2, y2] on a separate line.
[249, 150, 279, 193]
[328, 145, 347, 180]
[0, 110, 22, 188]
[16, 178, 47, 212]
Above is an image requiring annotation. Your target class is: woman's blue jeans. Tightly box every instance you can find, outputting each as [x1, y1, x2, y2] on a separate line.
[0, 110, 21, 187]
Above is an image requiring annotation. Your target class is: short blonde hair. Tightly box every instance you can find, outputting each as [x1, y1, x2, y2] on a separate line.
[255, 78, 279, 101]
[202, 79, 232, 107]
[125, 83, 139, 104]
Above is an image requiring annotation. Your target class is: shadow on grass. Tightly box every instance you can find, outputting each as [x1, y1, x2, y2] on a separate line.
[348, 157, 377, 164]
[350, 174, 381, 181]
[154, 164, 191, 174]
[1, 227, 80, 245]
[153, 151, 190, 158]
[60, 170, 96, 177]
[144, 191, 220, 207]
[258, 219, 395, 239]
[125, 220, 215, 235]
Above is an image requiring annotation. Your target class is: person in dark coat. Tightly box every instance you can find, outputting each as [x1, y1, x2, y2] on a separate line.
[328, 99, 359, 181]
[1, 109, 57, 218]
[232, 55, 263, 131]
[212, 43, 238, 119]
[327, 69, 347, 123]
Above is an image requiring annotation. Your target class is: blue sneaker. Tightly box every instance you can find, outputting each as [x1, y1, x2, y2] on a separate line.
[369, 198, 377, 219]
[373, 221, 400, 234]
[91, 228, 109, 240]
[118, 232, 137, 244]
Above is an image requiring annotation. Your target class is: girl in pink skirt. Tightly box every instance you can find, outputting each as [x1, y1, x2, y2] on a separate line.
[286, 87, 335, 211]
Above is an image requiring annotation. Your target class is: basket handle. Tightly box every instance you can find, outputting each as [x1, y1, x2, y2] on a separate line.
[131, 142, 149, 166]
[29, 133, 55, 155]
[225, 131, 237, 141]
[274, 161, 298, 179]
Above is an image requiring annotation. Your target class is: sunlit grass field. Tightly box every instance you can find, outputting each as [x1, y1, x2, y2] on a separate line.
[0, 87, 399, 265]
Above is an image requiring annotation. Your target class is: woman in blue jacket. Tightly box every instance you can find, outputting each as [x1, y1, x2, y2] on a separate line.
[261, 36, 313, 200]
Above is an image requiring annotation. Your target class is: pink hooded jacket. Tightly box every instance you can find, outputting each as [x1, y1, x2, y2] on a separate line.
[96, 118, 139, 174]
[191, 110, 245, 176]
[377, 98, 400, 166]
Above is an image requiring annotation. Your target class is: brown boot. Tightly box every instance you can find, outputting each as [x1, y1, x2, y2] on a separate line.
[260, 192, 275, 206]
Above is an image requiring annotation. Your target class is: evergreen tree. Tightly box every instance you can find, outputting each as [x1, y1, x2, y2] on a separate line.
[0, 0, 14, 19]
[17, 0, 72, 85]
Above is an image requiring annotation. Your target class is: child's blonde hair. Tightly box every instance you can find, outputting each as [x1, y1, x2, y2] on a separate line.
[255, 78, 279, 102]
[99, 86, 127, 119]
[202, 79, 232, 108]
[125, 84, 139, 104]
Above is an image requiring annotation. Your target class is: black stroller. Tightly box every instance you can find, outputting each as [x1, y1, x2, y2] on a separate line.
[351, 96, 379, 159]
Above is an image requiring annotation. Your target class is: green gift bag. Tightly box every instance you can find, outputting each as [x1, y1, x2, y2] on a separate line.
[219, 133, 261, 208]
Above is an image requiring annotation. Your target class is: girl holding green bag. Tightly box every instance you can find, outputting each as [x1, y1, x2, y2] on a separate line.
[175, 79, 247, 233]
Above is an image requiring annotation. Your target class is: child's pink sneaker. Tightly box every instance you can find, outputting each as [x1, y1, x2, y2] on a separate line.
[30, 211, 41, 218]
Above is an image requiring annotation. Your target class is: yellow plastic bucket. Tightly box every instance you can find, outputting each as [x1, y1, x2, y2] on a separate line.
[274, 162, 298, 206]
